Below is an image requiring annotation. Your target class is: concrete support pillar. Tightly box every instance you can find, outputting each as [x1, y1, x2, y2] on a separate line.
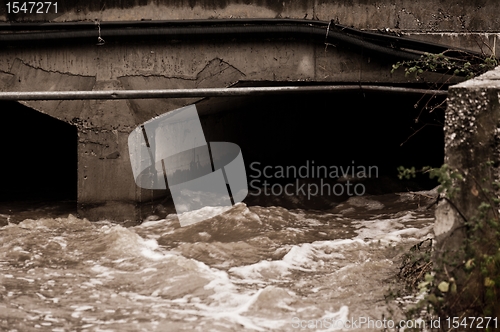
[434, 66, 500, 314]
[75, 80, 161, 222]
[76, 130, 138, 220]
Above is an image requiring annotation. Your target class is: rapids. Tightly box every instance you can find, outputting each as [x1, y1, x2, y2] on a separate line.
[0, 191, 437, 331]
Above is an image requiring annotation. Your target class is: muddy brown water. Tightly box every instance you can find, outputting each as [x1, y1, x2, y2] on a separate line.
[0, 191, 437, 331]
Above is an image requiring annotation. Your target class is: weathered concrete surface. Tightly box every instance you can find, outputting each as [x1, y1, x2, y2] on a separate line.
[0, 39, 493, 221]
[434, 65, 500, 297]
[2, 0, 500, 32]
[119, 58, 246, 123]
[3, 59, 96, 123]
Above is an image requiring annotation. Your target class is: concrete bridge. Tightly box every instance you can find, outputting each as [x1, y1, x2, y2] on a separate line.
[0, 0, 499, 221]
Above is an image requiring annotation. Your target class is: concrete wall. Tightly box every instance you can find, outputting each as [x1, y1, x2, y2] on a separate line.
[435, 66, 500, 246]
[1, 0, 500, 221]
[2, 0, 500, 32]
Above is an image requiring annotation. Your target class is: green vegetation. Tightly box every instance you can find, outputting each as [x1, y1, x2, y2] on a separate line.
[396, 164, 500, 331]
[391, 51, 498, 80]
[391, 47, 500, 330]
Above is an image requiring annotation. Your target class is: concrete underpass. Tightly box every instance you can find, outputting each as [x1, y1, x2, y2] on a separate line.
[0, 85, 445, 215]
[197, 84, 445, 185]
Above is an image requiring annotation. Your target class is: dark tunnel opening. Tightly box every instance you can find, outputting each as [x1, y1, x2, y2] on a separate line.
[197, 84, 446, 208]
[0, 101, 77, 202]
[0, 86, 446, 215]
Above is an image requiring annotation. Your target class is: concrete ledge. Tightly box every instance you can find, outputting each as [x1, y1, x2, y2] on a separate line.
[2, 1, 500, 32]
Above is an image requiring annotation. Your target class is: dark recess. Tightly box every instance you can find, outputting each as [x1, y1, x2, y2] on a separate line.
[0, 101, 77, 202]
[198, 86, 445, 202]
[0, 88, 444, 211]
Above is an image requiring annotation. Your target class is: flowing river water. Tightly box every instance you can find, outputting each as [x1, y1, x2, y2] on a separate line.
[0, 190, 438, 332]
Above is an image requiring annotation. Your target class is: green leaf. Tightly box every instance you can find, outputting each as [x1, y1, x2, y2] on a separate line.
[427, 293, 438, 304]
[484, 277, 495, 288]
[465, 259, 475, 270]
[438, 281, 449, 292]
[418, 281, 430, 289]
[450, 282, 457, 294]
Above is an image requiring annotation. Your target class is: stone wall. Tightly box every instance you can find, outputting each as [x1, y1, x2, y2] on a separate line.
[435, 65, 500, 246]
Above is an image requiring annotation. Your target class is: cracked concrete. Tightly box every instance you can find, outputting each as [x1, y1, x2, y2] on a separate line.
[119, 58, 247, 123]
[1, 59, 96, 123]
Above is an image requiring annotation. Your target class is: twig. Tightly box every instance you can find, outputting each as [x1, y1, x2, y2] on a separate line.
[400, 123, 441, 146]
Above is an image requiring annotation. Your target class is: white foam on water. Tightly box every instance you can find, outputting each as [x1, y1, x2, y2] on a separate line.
[48, 236, 67, 249]
[230, 238, 367, 281]
[100, 224, 168, 261]
[177, 206, 233, 226]
[191, 282, 275, 331]
[345, 196, 385, 210]
[303, 218, 322, 226]
[396, 187, 439, 203]
[235, 241, 325, 279]
[71, 305, 94, 312]
[200, 290, 269, 331]
[313, 306, 350, 331]
[227, 209, 434, 327]
[230, 259, 296, 281]
[136, 218, 168, 228]
[143, 261, 292, 330]
[354, 211, 434, 242]
[91, 264, 115, 278]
